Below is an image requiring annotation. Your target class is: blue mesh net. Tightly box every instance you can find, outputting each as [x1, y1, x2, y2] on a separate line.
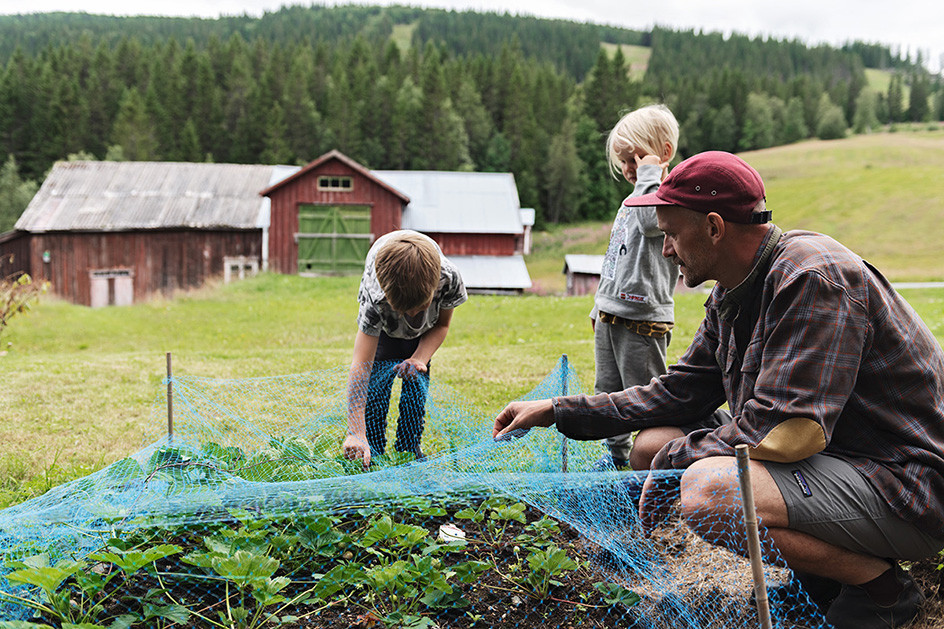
[0, 357, 827, 628]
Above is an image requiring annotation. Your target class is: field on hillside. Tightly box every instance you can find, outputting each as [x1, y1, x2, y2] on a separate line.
[1, 129, 943, 507]
[534, 129, 944, 288]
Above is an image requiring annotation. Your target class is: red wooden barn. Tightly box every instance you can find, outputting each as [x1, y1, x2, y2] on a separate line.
[1, 151, 531, 306]
[262, 150, 532, 292]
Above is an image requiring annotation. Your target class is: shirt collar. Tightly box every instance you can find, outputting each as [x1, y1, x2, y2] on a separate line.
[718, 224, 783, 321]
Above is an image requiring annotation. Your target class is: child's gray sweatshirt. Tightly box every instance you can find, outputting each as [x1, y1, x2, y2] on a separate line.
[591, 163, 680, 323]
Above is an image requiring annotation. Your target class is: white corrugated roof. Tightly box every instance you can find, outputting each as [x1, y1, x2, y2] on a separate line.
[15, 161, 289, 232]
[449, 255, 532, 290]
[563, 254, 604, 275]
[372, 171, 523, 234]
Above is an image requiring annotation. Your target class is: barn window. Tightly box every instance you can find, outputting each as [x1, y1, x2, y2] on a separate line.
[224, 256, 259, 283]
[90, 268, 134, 307]
[317, 176, 353, 192]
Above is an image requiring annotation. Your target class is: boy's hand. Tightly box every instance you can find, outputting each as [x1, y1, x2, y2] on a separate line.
[342, 434, 371, 469]
[395, 358, 428, 379]
[635, 153, 669, 170]
[492, 399, 556, 440]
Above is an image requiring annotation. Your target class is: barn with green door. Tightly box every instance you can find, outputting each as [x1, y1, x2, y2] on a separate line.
[263, 150, 532, 293]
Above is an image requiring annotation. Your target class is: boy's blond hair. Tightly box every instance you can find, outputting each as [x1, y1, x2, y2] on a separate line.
[375, 232, 440, 313]
[605, 104, 679, 179]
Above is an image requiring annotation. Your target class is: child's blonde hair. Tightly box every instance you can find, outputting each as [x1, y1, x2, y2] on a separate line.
[375, 232, 440, 313]
[605, 104, 679, 179]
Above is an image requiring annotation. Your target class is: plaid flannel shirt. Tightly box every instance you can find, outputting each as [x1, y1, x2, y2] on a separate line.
[555, 227, 944, 535]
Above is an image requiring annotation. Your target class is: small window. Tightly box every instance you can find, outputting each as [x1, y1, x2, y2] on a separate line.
[318, 176, 353, 192]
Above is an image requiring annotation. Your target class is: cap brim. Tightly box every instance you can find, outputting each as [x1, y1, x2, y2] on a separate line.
[622, 191, 676, 208]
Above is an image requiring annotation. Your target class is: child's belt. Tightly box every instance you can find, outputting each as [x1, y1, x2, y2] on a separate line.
[598, 312, 674, 338]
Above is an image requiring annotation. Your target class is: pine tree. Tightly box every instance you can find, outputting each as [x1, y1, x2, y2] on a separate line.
[0, 155, 38, 232]
[887, 74, 904, 123]
[260, 102, 291, 165]
[815, 93, 848, 140]
[389, 77, 422, 170]
[543, 115, 584, 223]
[852, 90, 880, 133]
[739, 93, 776, 151]
[178, 118, 203, 162]
[907, 73, 930, 122]
[452, 72, 494, 170]
[111, 87, 159, 160]
[575, 110, 623, 221]
[781, 97, 809, 144]
[482, 132, 511, 173]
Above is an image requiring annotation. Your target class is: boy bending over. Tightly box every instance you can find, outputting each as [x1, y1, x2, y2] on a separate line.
[342, 230, 466, 468]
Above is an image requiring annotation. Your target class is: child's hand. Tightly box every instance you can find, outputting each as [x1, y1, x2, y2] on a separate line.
[395, 358, 428, 379]
[635, 153, 668, 170]
[342, 434, 371, 469]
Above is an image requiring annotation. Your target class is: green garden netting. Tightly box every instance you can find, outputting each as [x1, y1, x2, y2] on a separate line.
[0, 357, 826, 628]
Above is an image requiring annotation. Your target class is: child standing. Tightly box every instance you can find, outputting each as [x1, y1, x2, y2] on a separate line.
[591, 104, 680, 470]
[342, 230, 467, 468]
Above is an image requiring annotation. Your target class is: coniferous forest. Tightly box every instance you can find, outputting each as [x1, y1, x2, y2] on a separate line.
[1, 4, 942, 231]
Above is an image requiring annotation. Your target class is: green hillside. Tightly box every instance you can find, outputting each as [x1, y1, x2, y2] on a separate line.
[743, 129, 944, 281]
[526, 128, 944, 291]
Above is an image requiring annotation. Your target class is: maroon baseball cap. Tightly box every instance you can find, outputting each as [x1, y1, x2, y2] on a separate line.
[624, 151, 770, 224]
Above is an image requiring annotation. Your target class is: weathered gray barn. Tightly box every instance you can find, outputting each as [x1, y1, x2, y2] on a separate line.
[1, 161, 294, 307]
[562, 254, 604, 297]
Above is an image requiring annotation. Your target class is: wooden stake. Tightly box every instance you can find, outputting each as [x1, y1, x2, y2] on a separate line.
[736, 444, 772, 629]
[561, 354, 568, 472]
[166, 352, 174, 444]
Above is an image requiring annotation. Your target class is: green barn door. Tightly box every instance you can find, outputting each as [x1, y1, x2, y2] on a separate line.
[297, 204, 371, 274]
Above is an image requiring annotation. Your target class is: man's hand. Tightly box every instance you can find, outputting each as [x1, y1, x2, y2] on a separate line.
[492, 399, 556, 440]
[342, 433, 371, 469]
[394, 357, 428, 380]
[638, 470, 682, 536]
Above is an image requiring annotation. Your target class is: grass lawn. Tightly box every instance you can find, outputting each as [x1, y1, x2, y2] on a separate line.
[2, 129, 943, 507]
[2, 271, 942, 509]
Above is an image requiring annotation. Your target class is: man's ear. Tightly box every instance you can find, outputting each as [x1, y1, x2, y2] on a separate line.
[705, 212, 726, 243]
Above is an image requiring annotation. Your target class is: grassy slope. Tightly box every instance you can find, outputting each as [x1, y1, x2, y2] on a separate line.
[741, 130, 944, 280]
[527, 129, 944, 285]
[1, 130, 943, 507]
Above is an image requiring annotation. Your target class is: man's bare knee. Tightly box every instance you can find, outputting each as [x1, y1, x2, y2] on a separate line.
[629, 426, 685, 470]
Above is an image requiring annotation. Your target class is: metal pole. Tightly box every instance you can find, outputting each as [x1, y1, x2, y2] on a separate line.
[560, 354, 569, 472]
[166, 352, 174, 444]
[736, 444, 772, 629]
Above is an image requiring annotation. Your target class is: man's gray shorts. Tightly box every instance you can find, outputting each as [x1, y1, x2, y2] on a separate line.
[763, 453, 944, 561]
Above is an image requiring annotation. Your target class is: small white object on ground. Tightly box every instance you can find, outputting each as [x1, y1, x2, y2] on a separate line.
[438, 523, 466, 542]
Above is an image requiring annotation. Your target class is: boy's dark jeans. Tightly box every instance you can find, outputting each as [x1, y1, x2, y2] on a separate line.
[364, 331, 429, 457]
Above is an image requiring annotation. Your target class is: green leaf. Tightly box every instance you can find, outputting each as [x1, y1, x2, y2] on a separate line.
[89, 544, 181, 575]
[593, 581, 641, 607]
[527, 546, 577, 577]
[211, 550, 279, 588]
[452, 560, 491, 584]
[310, 564, 365, 599]
[490, 502, 527, 524]
[4, 554, 50, 571]
[6, 561, 85, 594]
[454, 508, 482, 522]
[180, 551, 214, 569]
[105, 616, 136, 629]
[105, 458, 144, 481]
[0, 622, 56, 628]
[142, 603, 191, 623]
[359, 515, 397, 547]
